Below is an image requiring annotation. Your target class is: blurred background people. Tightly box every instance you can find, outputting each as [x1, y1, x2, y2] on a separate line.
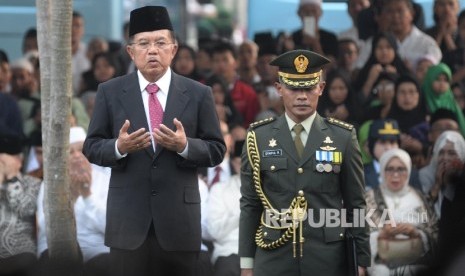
[292, 0, 338, 60]
[419, 130, 465, 217]
[0, 134, 41, 276]
[425, 0, 461, 53]
[365, 148, 437, 276]
[172, 43, 203, 82]
[422, 63, 465, 136]
[71, 11, 90, 96]
[37, 126, 111, 276]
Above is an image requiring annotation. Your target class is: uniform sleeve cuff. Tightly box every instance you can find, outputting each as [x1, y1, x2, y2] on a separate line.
[240, 257, 254, 269]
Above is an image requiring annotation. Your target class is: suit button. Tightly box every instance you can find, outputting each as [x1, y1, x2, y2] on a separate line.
[151, 190, 158, 196]
[340, 233, 344, 239]
[297, 168, 303, 174]
[270, 165, 276, 171]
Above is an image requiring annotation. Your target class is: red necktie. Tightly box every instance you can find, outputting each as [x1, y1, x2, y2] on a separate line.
[210, 166, 222, 188]
[146, 83, 164, 131]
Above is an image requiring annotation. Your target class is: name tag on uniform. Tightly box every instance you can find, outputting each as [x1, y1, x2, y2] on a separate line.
[263, 149, 283, 157]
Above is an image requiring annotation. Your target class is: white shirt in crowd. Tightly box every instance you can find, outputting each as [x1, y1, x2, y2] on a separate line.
[206, 174, 241, 263]
[72, 41, 90, 95]
[37, 164, 111, 262]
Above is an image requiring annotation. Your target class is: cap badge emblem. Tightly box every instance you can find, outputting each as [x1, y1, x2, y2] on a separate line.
[378, 122, 400, 135]
[294, 54, 309, 73]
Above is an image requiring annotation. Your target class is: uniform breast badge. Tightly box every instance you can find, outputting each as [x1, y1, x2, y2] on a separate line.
[315, 136, 343, 173]
[269, 138, 277, 147]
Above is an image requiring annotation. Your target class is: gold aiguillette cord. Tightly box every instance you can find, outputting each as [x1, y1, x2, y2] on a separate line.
[292, 207, 306, 258]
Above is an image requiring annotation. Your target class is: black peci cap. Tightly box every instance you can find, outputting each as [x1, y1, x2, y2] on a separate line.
[129, 6, 173, 37]
[254, 32, 277, 57]
[269, 49, 330, 89]
[430, 108, 458, 126]
[0, 133, 24, 155]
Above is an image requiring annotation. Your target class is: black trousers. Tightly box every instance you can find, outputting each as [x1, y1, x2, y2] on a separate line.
[196, 250, 214, 276]
[82, 253, 110, 276]
[213, 254, 240, 276]
[109, 225, 198, 276]
[0, 253, 37, 276]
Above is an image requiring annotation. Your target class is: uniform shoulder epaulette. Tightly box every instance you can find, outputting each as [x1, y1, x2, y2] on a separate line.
[326, 117, 353, 130]
[248, 117, 276, 129]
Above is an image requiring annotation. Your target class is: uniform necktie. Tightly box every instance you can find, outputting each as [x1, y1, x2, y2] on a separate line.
[210, 166, 222, 188]
[146, 83, 164, 131]
[293, 124, 304, 158]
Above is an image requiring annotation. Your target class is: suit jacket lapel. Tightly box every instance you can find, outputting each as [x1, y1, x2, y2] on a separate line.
[273, 116, 299, 164]
[300, 114, 327, 165]
[153, 73, 189, 160]
[118, 72, 154, 159]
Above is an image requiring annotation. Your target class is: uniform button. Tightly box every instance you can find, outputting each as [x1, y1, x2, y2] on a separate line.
[151, 190, 158, 196]
[298, 190, 304, 196]
[152, 163, 157, 168]
[340, 233, 344, 239]
[270, 165, 276, 171]
[297, 168, 303, 174]
[264, 232, 268, 237]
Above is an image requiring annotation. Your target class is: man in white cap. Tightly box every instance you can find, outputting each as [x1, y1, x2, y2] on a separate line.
[37, 126, 111, 276]
[291, 0, 338, 61]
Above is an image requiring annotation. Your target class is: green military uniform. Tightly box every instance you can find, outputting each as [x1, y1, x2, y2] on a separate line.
[239, 50, 370, 276]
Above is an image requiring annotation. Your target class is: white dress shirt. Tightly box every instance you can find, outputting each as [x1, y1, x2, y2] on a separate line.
[285, 111, 317, 146]
[114, 68, 188, 158]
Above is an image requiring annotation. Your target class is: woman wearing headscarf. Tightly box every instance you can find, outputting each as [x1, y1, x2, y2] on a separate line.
[353, 32, 410, 103]
[419, 131, 465, 217]
[422, 63, 465, 136]
[388, 74, 428, 133]
[388, 74, 429, 168]
[317, 69, 360, 126]
[365, 148, 438, 276]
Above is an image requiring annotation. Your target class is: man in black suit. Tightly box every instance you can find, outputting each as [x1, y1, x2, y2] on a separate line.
[83, 6, 226, 276]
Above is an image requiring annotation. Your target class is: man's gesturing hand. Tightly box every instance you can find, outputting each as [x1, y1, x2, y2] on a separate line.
[153, 118, 187, 153]
[117, 120, 152, 154]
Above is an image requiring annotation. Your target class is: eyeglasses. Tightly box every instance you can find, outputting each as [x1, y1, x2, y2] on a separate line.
[373, 83, 395, 95]
[131, 40, 174, 50]
[385, 166, 408, 175]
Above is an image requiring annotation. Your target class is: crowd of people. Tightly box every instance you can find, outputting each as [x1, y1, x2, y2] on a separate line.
[1, 0, 465, 275]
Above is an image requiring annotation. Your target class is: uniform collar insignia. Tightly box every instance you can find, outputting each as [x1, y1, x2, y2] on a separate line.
[269, 138, 277, 148]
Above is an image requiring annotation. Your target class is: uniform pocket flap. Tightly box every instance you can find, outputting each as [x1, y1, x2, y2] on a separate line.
[261, 226, 282, 241]
[323, 227, 345, 243]
[184, 186, 201, 203]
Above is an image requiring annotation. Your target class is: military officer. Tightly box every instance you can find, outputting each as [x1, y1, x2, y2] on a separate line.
[239, 50, 370, 276]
